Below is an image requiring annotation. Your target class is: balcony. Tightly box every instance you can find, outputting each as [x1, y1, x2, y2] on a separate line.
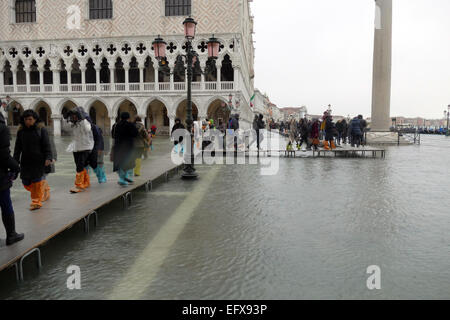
[2, 81, 235, 95]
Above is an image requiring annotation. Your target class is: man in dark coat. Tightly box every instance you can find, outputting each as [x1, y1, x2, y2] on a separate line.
[14, 110, 52, 210]
[324, 116, 337, 150]
[112, 112, 138, 186]
[350, 116, 362, 147]
[0, 112, 24, 245]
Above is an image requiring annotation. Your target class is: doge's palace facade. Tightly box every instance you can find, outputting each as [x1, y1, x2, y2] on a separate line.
[0, 0, 256, 135]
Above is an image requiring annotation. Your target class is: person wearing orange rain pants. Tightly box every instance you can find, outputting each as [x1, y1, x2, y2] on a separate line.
[66, 108, 95, 194]
[13, 110, 53, 211]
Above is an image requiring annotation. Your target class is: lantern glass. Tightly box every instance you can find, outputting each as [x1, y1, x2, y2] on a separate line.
[152, 37, 167, 60]
[207, 38, 220, 59]
[183, 17, 197, 40]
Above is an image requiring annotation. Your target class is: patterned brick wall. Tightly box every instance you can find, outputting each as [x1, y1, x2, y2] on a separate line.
[0, 0, 241, 41]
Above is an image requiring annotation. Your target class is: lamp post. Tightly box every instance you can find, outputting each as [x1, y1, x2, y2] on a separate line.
[153, 18, 221, 179]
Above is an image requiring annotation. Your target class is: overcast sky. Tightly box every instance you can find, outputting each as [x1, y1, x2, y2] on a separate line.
[251, 0, 450, 119]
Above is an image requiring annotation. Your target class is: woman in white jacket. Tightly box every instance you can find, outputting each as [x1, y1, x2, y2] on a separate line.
[67, 108, 94, 193]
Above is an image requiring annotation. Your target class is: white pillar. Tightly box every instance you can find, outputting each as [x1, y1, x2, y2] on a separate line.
[139, 66, 144, 91]
[124, 66, 130, 91]
[170, 66, 174, 91]
[200, 68, 205, 91]
[371, 0, 392, 132]
[0, 70, 4, 91]
[154, 66, 159, 91]
[233, 66, 239, 89]
[109, 67, 115, 91]
[95, 67, 101, 91]
[38, 67, 44, 92]
[67, 68, 72, 92]
[24, 66, 31, 92]
[52, 114, 62, 136]
[52, 68, 60, 89]
[169, 115, 175, 137]
[80, 66, 86, 90]
[11, 66, 17, 90]
[216, 63, 222, 90]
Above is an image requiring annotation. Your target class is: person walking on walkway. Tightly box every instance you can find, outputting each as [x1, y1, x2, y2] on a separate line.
[112, 112, 139, 186]
[171, 118, 185, 155]
[67, 108, 95, 193]
[341, 119, 348, 145]
[359, 115, 368, 146]
[133, 116, 150, 177]
[324, 115, 337, 150]
[76, 107, 107, 184]
[350, 116, 362, 147]
[1, 112, 24, 245]
[13, 110, 53, 210]
[311, 119, 320, 151]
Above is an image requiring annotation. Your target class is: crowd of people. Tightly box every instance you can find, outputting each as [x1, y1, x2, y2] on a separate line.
[270, 112, 368, 151]
[1, 105, 152, 246]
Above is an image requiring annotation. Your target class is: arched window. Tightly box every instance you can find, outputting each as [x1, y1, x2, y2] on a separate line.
[165, 0, 191, 17]
[89, 0, 113, 20]
[15, 0, 36, 23]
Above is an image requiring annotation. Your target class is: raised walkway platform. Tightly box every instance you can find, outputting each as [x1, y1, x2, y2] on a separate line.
[0, 149, 181, 280]
[242, 145, 386, 159]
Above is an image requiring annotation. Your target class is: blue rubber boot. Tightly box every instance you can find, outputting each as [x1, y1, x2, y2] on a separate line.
[100, 167, 107, 183]
[118, 169, 128, 186]
[125, 169, 134, 184]
[94, 167, 107, 184]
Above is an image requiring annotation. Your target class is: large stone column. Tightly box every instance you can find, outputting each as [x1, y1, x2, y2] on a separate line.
[371, 0, 392, 132]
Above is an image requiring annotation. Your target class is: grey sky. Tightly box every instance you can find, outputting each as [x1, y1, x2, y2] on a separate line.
[251, 0, 450, 119]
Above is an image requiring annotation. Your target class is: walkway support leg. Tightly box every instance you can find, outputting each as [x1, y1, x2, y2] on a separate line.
[19, 248, 42, 281]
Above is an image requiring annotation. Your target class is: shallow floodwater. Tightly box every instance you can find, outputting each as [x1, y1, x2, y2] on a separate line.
[1, 135, 449, 299]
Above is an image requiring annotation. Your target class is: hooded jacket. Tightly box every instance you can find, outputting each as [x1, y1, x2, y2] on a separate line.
[68, 118, 95, 152]
[14, 121, 52, 181]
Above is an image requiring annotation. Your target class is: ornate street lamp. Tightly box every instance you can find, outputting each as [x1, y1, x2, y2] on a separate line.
[183, 17, 197, 41]
[154, 20, 221, 179]
[152, 36, 167, 61]
[207, 35, 220, 59]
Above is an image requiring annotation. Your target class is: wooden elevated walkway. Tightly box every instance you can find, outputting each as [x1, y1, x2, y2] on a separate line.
[0, 153, 182, 280]
[241, 145, 386, 159]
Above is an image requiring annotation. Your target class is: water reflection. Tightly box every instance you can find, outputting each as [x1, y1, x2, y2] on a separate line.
[1, 135, 450, 299]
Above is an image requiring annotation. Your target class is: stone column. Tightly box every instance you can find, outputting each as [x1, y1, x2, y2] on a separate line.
[139, 66, 144, 91]
[80, 66, 86, 90]
[38, 67, 44, 92]
[52, 68, 60, 88]
[124, 66, 130, 91]
[154, 66, 159, 91]
[52, 114, 62, 136]
[109, 66, 115, 91]
[95, 66, 101, 91]
[24, 66, 31, 92]
[11, 65, 17, 90]
[169, 115, 175, 137]
[110, 116, 117, 129]
[371, 0, 392, 132]
[216, 62, 222, 90]
[170, 66, 174, 91]
[233, 65, 240, 89]
[67, 68, 72, 92]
